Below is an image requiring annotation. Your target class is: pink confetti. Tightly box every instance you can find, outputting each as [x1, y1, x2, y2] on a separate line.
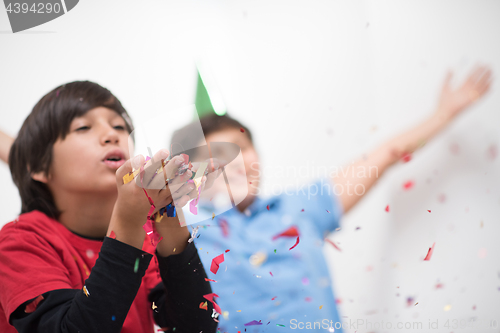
[326, 209, 330, 213]
[423, 242, 435, 261]
[305, 297, 312, 302]
[325, 238, 342, 252]
[403, 180, 414, 190]
[401, 152, 412, 163]
[203, 293, 222, 314]
[385, 205, 390, 212]
[210, 253, 225, 274]
[269, 271, 273, 277]
[217, 218, 230, 238]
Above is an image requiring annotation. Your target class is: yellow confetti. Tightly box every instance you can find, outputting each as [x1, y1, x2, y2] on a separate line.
[237, 310, 241, 312]
[152, 302, 158, 310]
[319, 305, 323, 309]
[173, 248, 176, 253]
[83, 285, 90, 297]
[222, 311, 229, 320]
[212, 213, 215, 220]
[193, 162, 208, 190]
[122, 168, 141, 184]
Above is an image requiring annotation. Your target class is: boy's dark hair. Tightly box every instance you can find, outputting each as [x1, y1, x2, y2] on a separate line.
[9, 81, 134, 219]
[170, 113, 253, 156]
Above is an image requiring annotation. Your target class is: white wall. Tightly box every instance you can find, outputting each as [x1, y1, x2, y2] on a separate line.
[1, 1, 499, 332]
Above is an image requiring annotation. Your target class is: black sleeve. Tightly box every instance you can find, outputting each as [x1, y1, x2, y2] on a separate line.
[10, 237, 153, 333]
[149, 241, 218, 333]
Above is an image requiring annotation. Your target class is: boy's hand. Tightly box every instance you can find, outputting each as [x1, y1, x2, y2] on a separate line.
[435, 65, 492, 122]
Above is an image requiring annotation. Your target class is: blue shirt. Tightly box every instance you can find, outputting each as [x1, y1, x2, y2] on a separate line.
[186, 178, 344, 332]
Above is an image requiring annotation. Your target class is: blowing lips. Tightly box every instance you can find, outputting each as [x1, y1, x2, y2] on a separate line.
[102, 149, 126, 169]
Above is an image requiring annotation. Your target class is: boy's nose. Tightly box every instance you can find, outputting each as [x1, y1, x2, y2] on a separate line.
[101, 128, 120, 145]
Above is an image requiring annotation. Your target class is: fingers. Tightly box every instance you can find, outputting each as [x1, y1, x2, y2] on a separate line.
[117, 154, 144, 184]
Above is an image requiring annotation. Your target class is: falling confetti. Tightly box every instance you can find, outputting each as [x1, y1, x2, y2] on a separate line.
[325, 238, 342, 252]
[423, 243, 435, 261]
[244, 320, 262, 326]
[403, 180, 414, 190]
[385, 205, 390, 212]
[25, 295, 44, 313]
[271, 296, 277, 300]
[269, 271, 273, 277]
[212, 213, 215, 220]
[272, 226, 300, 250]
[319, 305, 323, 310]
[203, 293, 222, 314]
[326, 209, 330, 213]
[267, 205, 270, 211]
[276, 324, 286, 327]
[205, 278, 218, 282]
[240, 127, 245, 133]
[401, 152, 412, 163]
[199, 301, 208, 310]
[210, 254, 225, 274]
[427, 210, 431, 213]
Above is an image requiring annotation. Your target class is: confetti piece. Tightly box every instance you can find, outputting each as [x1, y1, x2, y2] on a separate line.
[187, 226, 200, 243]
[212, 213, 215, 220]
[301, 209, 304, 212]
[152, 302, 158, 310]
[240, 127, 245, 133]
[83, 285, 90, 297]
[326, 209, 330, 213]
[289, 236, 300, 250]
[427, 210, 431, 213]
[302, 277, 309, 285]
[305, 297, 312, 302]
[109, 231, 116, 239]
[319, 305, 323, 310]
[205, 278, 218, 282]
[244, 320, 262, 326]
[199, 301, 208, 310]
[25, 295, 44, 313]
[401, 152, 412, 163]
[210, 253, 225, 274]
[325, 238, 342, 252]
[403, 180, 414, 190]
[423, 243, 435, 261]
[271, 296, 277, 300]
[134, 258, 139, 273]
[112, 315, 116, 321]
[266, 205, 270, 211]
[414, 302, 419, 306]
[203, 293, 222, 314]
[274, 249, 276, 253]
[217, 218, 230, 238]
[269, 271, 273, 277]
[385, 205, 390, 212]
[276, 324, 285, 327]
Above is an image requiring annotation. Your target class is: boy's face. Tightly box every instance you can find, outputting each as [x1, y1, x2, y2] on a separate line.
[35, 107, 130, 197]
[200, 127, 260, 206]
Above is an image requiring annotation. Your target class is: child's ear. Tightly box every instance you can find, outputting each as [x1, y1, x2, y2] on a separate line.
[31, 171, 49, 184]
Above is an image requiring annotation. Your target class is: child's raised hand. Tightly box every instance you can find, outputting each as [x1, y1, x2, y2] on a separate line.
[435, 65, 493, 121]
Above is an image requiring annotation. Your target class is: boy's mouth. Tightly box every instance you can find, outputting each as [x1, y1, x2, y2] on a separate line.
[102, 149, 126, 169]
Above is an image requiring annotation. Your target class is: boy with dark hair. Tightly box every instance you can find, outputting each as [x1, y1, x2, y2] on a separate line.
[171, 66, 492, 332]
[0, 81, 218, 333]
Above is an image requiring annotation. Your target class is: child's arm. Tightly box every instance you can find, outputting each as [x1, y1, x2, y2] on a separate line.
[0, 129, 14, 164]
[332, 65, 492, 214]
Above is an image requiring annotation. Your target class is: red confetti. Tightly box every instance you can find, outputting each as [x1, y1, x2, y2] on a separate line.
[25, 295, 44, 313]
[266, 205, 270, 211]
[271, 296, 277, 300]
[240, 127, 245, 133]
[401, 152, 412, 163]
[210, 253, 225, 274]
[423, 242, 435, 261]
[272, 226, 300, 251]
[385, 205, 390, 212]
[225, 249, 230, 253]
[109, 230, 116, 239]
[199, 301, 208, 310]
[205, 278, 218, 282]
[325, 238, 342, 252]
[301, 209, 304, 212]
[203, 293, 222, 314]
[403, 180, 414, 190]
[427, 210, 431, 213]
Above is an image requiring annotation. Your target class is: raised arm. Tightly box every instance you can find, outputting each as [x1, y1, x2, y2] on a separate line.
[333, 65, 493, 214]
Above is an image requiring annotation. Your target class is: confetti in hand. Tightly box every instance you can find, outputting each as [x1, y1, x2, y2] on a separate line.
[423, 242, 435, 261]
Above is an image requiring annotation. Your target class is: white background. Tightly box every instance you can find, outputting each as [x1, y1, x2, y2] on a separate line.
[1, 1, 499, 332]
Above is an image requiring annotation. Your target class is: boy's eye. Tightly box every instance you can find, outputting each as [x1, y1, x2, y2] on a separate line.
[113, 125, 125, 130]
[75, 126, 90, 131]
